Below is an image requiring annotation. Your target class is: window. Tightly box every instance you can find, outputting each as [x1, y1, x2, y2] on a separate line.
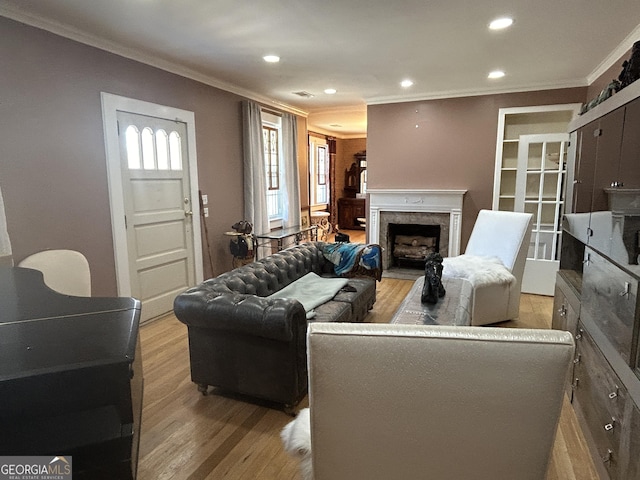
[309, 138, 330, 207]
[124, 125, 183, 171]
[262, 113, 283, 221]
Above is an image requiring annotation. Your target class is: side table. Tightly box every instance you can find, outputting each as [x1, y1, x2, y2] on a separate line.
[254, 225, 318, 259]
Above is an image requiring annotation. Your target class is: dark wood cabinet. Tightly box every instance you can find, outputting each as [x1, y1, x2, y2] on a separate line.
[591, 107, 625, 212]
[574, 95, 640, 214]
[619, 97, 640, 190]
[559, 81, 640, 480]
[338, 197, 365, 230]
[574, 124, 599, 213]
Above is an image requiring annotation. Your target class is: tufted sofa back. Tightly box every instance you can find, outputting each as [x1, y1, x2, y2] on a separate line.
[197, 242, 334, 297]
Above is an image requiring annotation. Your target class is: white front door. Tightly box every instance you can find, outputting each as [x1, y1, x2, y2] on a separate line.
[102, 94, 203, 321]
[516, 133, 571, 295]
[116, 111, 196, 321]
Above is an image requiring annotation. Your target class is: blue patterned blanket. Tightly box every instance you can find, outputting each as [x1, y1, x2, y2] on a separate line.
[322, 243, 382, 281]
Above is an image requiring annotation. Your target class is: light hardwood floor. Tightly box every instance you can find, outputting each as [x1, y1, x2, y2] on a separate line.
[137, 231, 599, 480]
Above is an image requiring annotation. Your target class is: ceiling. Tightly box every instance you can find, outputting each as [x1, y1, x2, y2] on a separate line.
[2, 1, 640, 137]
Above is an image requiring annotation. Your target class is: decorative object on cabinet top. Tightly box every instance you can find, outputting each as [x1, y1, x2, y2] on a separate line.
[619, 40, 640, 90]
[579, 39, 640, 116]
[571, 56, 640, 129]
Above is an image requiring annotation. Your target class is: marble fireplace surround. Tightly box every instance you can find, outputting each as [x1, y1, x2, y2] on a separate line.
[368, 189, 467, 270]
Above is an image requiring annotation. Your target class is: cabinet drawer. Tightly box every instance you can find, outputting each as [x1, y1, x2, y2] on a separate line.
[582, 247, 639, 363]
[575, 325, 627, 428]
[574, 325, 632, 479]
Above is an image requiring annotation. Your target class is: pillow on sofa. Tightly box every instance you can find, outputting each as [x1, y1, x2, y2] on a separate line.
[267, 272, 348, 318]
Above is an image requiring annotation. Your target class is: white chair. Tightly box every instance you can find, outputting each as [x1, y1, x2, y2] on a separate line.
[442, 209, 533, 325]
[303, 322, 574, 480]
[18, 249, 91, 296]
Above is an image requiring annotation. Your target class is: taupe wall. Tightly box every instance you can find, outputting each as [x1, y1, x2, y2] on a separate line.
[2, 13, 631, 294]
[0, 17, 302, 295]
[367, 88, 587, 248]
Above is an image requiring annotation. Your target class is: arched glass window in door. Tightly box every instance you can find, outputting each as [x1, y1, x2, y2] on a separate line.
[123, 126, 183, 172]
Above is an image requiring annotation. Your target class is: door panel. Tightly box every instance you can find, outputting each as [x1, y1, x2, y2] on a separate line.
[517, 133, 570, 295]
[135, 221, 186, 257]
[117, 111, 195, 322]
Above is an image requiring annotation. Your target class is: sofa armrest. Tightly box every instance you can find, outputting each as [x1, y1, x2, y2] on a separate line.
[174, 290, 307, 342]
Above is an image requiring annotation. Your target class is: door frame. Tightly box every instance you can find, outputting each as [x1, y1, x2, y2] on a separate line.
[101, 92, 203, 296]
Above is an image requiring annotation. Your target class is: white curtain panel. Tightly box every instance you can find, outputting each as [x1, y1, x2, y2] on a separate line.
[242, 100, 270, 257]
[0, 184, 13, 264]
[281, 113, 301, 229]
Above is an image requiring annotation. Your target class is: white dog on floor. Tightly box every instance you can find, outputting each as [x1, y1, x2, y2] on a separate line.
[280, 407, 313, 480]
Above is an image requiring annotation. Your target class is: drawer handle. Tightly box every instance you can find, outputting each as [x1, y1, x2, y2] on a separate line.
[609, 387, 619, 400]
[558, 305, 567, 317]
[573, 354, 581, 365]
[575, 329, 583, 340]
[604, 418, 616, 431]
[572, 378, 580, 389]
[619, 282, 630, 297]
[602, 449, 614, 465]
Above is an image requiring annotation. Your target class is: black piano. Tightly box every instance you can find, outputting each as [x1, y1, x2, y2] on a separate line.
[0, 267, 143, 479]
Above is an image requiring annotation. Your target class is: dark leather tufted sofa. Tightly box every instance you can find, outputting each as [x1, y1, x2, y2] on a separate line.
[173, 241, 377, 411]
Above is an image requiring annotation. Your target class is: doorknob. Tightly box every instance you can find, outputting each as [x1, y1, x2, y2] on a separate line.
[185, 210, 193, 217]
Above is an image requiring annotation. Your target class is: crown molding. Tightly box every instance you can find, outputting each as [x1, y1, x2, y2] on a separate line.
[366, 79, 587, 106]
[0, 6, 309, 118]
[587, 23, 640, 85]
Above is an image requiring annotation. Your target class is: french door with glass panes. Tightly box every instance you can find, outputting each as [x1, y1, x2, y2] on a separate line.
[515, 133, 570, 295]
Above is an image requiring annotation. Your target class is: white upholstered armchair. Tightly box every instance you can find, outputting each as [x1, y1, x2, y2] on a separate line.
[443, 209, 533, 325]
[301, 322, 574, 480]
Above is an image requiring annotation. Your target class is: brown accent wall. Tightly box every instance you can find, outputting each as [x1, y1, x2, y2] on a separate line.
[367, 88, 587, 248]
[0, 16, 301, 294]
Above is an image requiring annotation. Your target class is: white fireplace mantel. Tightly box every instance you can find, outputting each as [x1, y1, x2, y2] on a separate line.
[368, 189, 467, 257]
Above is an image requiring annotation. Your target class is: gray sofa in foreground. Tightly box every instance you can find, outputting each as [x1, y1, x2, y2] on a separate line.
[173, 241, 379, 411]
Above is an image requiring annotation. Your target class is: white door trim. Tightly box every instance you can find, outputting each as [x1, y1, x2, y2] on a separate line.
[101, 92, 203, 296]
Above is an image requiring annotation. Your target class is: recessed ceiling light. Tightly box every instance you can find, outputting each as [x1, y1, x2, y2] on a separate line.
[263, 55, 280, 63]
[488, 70, 506, 79]
[324, 88, 337, 95]
[489, 17, 514, 30]
[401, 79, 414, 88]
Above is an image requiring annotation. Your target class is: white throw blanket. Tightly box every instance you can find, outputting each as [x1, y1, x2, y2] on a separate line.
[443, 255, 515, 287]
[268, 272, 348, 319]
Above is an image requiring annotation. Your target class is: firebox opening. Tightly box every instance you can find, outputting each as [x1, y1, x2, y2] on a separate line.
[389, 223, 441, 269]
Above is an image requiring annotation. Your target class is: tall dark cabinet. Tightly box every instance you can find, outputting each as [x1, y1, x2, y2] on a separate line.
[338, 151, 367, 230]
[555, 80, 640, 480]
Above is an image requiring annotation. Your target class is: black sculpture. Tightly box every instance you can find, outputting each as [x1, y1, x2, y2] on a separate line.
[421, 252, 446, 304]
[619, 40, 640, 90]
